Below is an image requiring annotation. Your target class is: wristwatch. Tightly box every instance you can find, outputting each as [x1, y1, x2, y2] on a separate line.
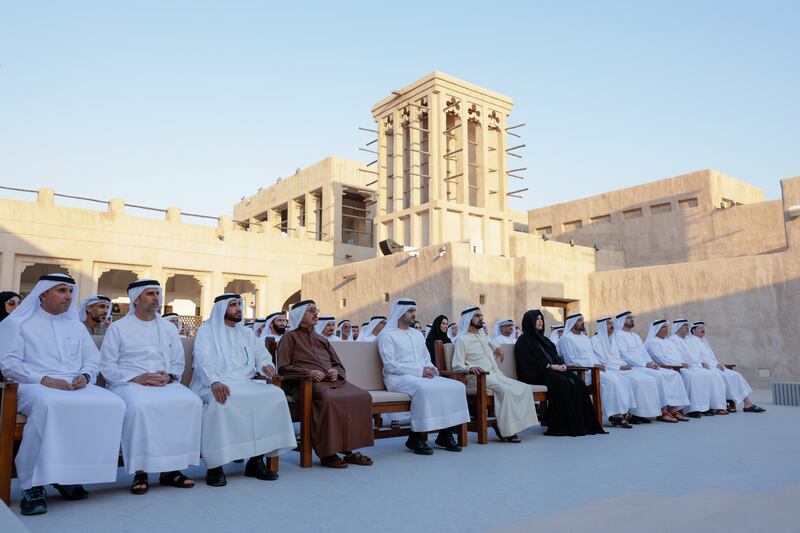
[169, 373, 180, 383]
[81, 373, 91, 383]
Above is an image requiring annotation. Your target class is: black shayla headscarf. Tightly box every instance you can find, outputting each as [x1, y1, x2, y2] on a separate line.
[425, 314, 451, 366]
[0, 291, 21, 322]
[518, 309, 564, 366]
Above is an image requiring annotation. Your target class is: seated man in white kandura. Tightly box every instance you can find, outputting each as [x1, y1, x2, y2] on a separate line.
[613, 311, 690, 422]
[645, 319, 715, 419]
[668, 319, 728, 417]
[100, 279, 203, 495]
[0, 273, 125, 516]
[191, 293, 296, 487]
[688, 321, 764, 413]
[453, 307, 539, 442]
[558, 313, 637, 428]
[591, 317, 661, 424]
[491, 318, 516, 345]
[378, 298, 470, 455]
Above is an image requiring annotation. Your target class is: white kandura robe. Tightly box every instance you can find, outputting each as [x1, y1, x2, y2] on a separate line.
[100, 314, 202, 474]
[491, 334, 516, 345]
[688, 335, 752, 404]
[559, 332, 636, 419]
[646, 337, 713, 413]
[191, 325, 296, 468]
[378, 328, 469, 432]
[591, 335, 661, 418]
[669, 335, 726, 410]
[0, 306, 125, 489]
[453, 332, 539, 436]
[614, 330, 689, 408]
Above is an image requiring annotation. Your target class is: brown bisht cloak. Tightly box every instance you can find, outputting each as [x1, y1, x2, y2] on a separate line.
[277, 326, 374, 457]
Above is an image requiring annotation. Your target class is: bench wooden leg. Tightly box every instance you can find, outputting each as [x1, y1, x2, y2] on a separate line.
[457, 422, 468, 448]
[0, 383, 19, 506]
[299, 379, 313, 468]
[475, 375, 488, 445]
[266, 455, 279, 472]
[590, 368, 603, 428]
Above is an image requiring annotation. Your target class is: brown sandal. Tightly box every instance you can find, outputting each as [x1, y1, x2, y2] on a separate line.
[657, 415, 678, 423]
[320, 454, 348, 468]
[131, 472, 149, 495]
[159, 471, 194, 488]
[344, 452, 373, 466]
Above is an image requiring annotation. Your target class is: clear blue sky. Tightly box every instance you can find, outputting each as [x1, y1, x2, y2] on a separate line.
[1, 1, 798, 217]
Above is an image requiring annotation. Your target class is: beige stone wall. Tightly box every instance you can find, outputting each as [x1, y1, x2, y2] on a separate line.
[526, 169, 781, 267]
[0, 189, 333, 319]
[302, 233, 622, 335]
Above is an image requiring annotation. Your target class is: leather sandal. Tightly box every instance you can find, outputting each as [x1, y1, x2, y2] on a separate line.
[344, 452, 373, 466]
[320, 454, 349, 468]
[131, 473, 149, 495]
[656, 415, 678, 423]
[159, 471, 194, 488]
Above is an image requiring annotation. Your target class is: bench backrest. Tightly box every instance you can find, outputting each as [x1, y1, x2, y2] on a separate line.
[442, 342, 519, 380]
[91, 335, 196, 387]
[329, 340, 386, 391]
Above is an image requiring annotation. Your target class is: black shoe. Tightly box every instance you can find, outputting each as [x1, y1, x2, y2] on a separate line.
[205, 466, 227, 487]
[20, 486, 47, 516]
[628, 415, 651, 425]
[434, 434, 463, 452]
[610, 416, 633, 429]
[405, 437, 433, 455]
[52, 483, 89, 500]
[702, 409, 716, 416]
[687, 411, 702, 418]
[244, 456, 278, 481]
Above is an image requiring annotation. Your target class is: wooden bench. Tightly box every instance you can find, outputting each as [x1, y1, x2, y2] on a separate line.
[0, 335, 280, 505]
[270, 338, 468, 468]
[434, 340, 602, 443]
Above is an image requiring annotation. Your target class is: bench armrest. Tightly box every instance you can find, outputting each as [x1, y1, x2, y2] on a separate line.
[253, 375, 284, 387]
[566, 365, 595, 372]
[659, 365, 684, 371]
[277, 374, 314, 382]
[724, 364, 736, 369]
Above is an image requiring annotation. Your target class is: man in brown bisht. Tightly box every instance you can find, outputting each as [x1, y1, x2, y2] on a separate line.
[277, 299, 375, 468]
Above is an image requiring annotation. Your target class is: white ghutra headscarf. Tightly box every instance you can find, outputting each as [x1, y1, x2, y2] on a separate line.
[127, 279, 162, 316]
[383, 298, 417, 334]
[288, 300, 315, 331]
[314, 316, 336, 336]
[78, 294, 112, 322]
[456, 306, 481, 339]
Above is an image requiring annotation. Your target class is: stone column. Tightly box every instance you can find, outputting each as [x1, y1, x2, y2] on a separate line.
[0, 251, 15, 292]
[304, 192, 315, 240]
[429, 90, 442, 202]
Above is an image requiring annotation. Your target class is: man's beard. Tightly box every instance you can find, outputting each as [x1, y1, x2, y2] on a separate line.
[273, 325, 286, 334]
[225, 313, 242, 323]
[471, 318, 484, 329]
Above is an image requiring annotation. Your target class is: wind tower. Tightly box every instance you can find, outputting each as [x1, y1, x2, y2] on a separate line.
[364, 72, 525, 256]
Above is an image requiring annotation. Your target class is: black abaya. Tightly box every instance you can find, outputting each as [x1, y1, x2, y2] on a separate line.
[515, 310, 604, 436]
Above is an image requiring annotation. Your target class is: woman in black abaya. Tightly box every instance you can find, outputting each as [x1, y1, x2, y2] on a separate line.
[515, 309, 605, 436]
[425, 314, 451, 367]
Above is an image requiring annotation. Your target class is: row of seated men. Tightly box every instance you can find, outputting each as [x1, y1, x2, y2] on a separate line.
[0, 275, 763, 517]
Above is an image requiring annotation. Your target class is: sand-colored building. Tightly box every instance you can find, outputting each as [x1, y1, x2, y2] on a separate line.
[232, 156, 377, 265]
